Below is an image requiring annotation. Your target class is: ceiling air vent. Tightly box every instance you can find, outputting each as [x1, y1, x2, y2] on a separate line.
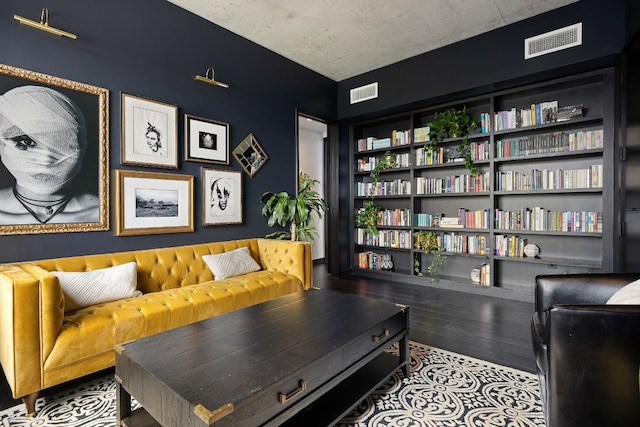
[525, 23, 582, 60]
[350, 82, 378, 104]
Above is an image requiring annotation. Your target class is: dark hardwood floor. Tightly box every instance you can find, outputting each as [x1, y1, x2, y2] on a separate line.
[0, 264, 535, 412]
[313, 264, 536, 374]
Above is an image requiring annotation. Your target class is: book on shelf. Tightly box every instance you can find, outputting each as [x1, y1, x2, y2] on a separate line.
[414, 126, 430, 143]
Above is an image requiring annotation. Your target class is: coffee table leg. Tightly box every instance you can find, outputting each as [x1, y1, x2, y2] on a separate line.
[400, 334, 410, 377]
[116, 381, 132, 424]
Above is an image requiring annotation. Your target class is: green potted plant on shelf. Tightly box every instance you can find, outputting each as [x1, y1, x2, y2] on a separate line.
[426, 106, 480, 175]
[354, 151, 397, 235]
[260, 172, 327, 241]
[413, 230, 447, 282]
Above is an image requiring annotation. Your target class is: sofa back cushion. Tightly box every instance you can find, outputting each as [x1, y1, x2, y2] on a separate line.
[34, 239, 261, 294]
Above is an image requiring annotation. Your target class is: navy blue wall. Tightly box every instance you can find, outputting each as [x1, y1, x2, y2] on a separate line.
[0, 0, 337, 263]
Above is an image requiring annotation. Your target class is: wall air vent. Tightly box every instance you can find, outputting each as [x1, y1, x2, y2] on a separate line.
[525, 23, 582, 60]
[350, 82, 378, 104]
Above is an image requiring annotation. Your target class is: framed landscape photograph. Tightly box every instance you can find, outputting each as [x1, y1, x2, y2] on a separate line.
[115, 170, 193, 236]
[0, 63, 109, 235]
[202, 168, 242, 226]
[185, 114, 229, 164]
[121, 93, 178, 168]
[232, 133, 268, 177]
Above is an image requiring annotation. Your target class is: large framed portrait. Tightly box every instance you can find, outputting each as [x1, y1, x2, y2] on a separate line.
[0, 63, 109, 235]
[185, 114, 229, 164]
[121, 93, 178, 168]
[115, 169, 194, 236]
[202, 168, 242, 226]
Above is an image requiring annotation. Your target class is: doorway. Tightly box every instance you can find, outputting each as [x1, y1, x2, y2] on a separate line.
[297, 114, 328, 262]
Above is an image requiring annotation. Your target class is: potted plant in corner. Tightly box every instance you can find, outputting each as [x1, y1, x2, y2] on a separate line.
[426, 106, 480, 175]
[354, 151, 397, 235]
[413, 230, 446, 282]
[260, 172, 327, 241]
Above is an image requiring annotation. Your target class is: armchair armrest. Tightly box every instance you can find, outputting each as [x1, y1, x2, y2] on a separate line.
[535, 273, 640, 313]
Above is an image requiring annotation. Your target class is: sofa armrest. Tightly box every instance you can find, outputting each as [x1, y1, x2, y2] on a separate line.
[257, 239, 312, 289]
[0, 264, 56, 399]
[546, 305, 640, 425]
[535, 273, 640, 313]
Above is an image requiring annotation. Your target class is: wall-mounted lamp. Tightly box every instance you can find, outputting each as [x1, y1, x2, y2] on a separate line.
[194, 67, 229, 89]
[14, 8, 77, 39]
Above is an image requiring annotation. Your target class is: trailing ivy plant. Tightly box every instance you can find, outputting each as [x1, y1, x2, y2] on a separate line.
[426, 106, 480, 175]
[260, 172, 327, 241]
[354, 151, 397, 235]
[413, 230, 447, 282]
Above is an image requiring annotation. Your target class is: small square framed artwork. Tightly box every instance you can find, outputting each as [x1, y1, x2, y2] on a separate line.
[115, 169, 193, 236]
[202, 168, 242, 226]
[121, 93, 178, 168]
[232, 133, 268, 177]
[185, 114, 229, 164]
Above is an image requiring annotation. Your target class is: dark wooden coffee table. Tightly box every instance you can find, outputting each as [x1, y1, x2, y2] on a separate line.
[115, 289, 409, 427]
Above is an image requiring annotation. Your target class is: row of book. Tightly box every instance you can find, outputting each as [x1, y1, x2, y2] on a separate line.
[495, 165, 603, 191]
[495, 129, 603, 158]
[356, 129, 412, 152]
[493, 101, 583, 131]
[473, 264, 491, 286]
[437, 233, 489, 256]
[355, 179, 412, 197]
[376, 208, 412, 227]
[415, 172, 490, 195]
[414, 141, 489, 166]
[356, 152, 411, 172]
[356, 252, 393, 271]
[413, 209, 491, 229]
[355, 228, 412, 249]
[494, 208, 602, 233]
[494, 235, 529, 258]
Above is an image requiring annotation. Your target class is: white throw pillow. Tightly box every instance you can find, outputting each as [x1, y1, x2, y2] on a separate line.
[202, 246, 261, 280]
[52, 262, 141, 312]
[607, 278, 640, 304]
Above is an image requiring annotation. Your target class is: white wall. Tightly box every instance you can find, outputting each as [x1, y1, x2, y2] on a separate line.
[298, 118, 327, 261]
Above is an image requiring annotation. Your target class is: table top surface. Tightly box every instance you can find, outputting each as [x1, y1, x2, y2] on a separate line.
[117, 289, 406, 412]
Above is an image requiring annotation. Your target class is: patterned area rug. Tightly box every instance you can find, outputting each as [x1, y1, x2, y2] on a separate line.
[0, 342, 544, 427]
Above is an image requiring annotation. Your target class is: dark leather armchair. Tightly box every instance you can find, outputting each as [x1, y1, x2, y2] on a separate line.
[531, 273, 640, 427]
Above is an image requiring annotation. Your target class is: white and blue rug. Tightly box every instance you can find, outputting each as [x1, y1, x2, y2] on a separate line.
[0, 342, 544, 427]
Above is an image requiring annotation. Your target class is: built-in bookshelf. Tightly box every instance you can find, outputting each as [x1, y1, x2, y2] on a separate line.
[350, 69, 619, 300]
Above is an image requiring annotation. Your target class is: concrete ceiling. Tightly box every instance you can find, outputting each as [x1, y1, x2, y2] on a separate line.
[168, 0, 578, 82]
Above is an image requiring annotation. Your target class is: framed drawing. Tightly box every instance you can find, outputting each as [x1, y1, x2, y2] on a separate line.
[0, 63, 109, 235]
[202, 168, 242, 226]
[185, 114, 229, 164]
[233, 133, 268, 177]
[121, 93, 178, 168]
[115, 169, 194, 236]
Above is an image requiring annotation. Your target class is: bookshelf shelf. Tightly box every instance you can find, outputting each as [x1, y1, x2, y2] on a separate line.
[350, 68, 618, 298]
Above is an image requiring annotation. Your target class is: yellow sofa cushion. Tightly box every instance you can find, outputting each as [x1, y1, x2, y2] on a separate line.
[43, 270, 303, 373]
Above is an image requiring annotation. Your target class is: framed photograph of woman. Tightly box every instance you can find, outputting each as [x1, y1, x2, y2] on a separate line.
[185, 114, 229, 164]
[115, 170, 194, 236]
[202, 168, 242, 226]
[121, 93, 178, 168]
[0, 63, 109, 235]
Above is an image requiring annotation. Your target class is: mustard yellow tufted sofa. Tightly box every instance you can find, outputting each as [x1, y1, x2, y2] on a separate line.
[0, 238, 312, 414]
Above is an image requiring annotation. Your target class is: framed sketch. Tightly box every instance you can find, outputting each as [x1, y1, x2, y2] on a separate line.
[121, 93, 178, 168]
[202, 168, 242, 226]
[115, 169, 193, 236]
[185, 114, 229, 164]
[233, 133, 268, 177]
[0, 63, 109, 235]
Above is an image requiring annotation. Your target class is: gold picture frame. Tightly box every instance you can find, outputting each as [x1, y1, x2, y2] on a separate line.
[185, 114, 229, 165]
[232, 133, 268, 177]
[121, 93, 179, 169]
[115, 170, 194, 236]
[0, 63, 109, 235]
[202, 167, 242, 226]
